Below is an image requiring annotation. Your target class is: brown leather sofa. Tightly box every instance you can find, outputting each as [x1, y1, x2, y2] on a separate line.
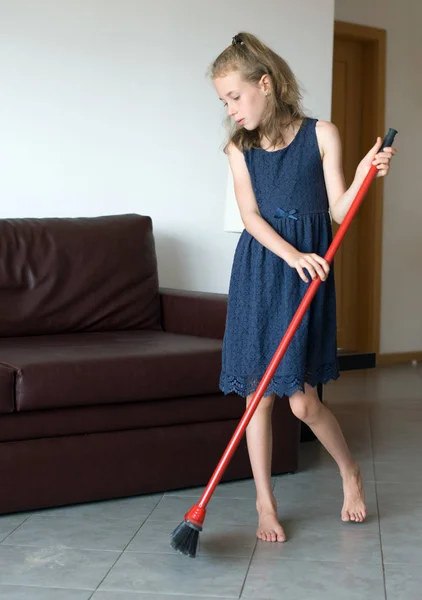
[0, 214, 300, 515]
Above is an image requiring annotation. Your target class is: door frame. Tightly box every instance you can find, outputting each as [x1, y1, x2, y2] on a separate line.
[333, 21, 386, 353]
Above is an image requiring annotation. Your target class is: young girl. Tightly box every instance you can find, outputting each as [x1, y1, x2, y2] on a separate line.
[210, 32, 396, 543]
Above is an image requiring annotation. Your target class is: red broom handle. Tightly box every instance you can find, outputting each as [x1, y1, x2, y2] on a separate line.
[197, 128, 397, 509]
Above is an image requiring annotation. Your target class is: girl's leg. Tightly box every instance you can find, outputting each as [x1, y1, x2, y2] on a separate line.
[246, 392, 286, 542]
[289, 383, 366, 522]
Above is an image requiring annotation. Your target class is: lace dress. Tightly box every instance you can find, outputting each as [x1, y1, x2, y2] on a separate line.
[220, 117, 339, 398]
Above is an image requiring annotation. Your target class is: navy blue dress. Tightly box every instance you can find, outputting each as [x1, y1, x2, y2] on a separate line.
[220, 118, 339, 398]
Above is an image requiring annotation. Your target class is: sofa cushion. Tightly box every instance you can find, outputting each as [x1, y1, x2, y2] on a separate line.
[0, 214, 161, 337]
[0, 363, 15, 414]
[0, 331, 223, 412]
[0, 394, 244, 442]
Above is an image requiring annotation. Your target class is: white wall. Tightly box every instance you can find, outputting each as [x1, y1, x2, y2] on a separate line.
[0, 0, 335, 295]
[335, 0, 422, 353]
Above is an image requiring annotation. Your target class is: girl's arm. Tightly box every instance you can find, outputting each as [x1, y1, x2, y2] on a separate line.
[317, 121, 396, 225]
[228, 143, 329, 283]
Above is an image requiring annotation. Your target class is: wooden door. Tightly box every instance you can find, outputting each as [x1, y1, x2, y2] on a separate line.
[330, 21, 386, 354]
[331, 37, 364, 350]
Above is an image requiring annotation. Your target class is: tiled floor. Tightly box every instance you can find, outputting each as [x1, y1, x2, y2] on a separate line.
[0, 364, 421, 599]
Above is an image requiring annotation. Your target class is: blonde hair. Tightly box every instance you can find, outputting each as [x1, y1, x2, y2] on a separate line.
[209, 32, 306, 152]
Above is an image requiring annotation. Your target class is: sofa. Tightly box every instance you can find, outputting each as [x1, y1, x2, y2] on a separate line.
[0, 214, 300, 515]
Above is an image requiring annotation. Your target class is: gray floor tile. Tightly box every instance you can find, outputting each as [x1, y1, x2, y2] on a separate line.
[381, 528, 422, 565]
[277, 499, 380, 536]
[36, 495, 162, 520]
[370, 410, 422, 434]
[198, 523, 257, 558]
[0, 545, 119, 589]
[295, 458, 375, 483]
[385, 563, 422, 600]
[165, 477, 274, 499]
[371, 411, 422, 462]
[0, 515, 30, 543]
[297, 442, 375, 482]
[374, 460, 422, 483]
[0, 586, 91, 599]
[92, 593, 221, 600]
[371, 427, 421, 450]
[324, 371, 368, 411]
[377, 481, 422, 514]
[330, 410, 372, 444]
[370, 406, 422, 426]
[322, 374, 364, 397]
[372, 444, 422, 464]
[274, 472, 377, 505]
[242, 557, 385, 599]
[377, 482, 422, 564]
[148, 495, 258, 527]
[127, 518, 257, 558]
[272, 478, 379, 533]
[1, 516, 142, 551]
[151, 479, 378, 537]
[325, 399, 369, 415]
[254, 526, 381, 564]
[365, 366, 422, 408]
[99, 552, 249, 597]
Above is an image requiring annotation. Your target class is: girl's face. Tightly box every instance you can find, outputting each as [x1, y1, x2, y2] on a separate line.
[213, 70, 269, 131]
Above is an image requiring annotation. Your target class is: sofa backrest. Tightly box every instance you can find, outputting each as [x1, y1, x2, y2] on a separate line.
[0, 214, 161, 336]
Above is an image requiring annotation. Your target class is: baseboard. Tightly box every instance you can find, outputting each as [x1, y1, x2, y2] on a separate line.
[377, 351, 422, 366]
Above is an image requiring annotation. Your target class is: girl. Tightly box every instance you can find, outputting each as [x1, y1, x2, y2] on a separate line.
[210, 32, 395, 543]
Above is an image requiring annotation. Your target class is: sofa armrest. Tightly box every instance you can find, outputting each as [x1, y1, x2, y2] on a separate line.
[160, 288, 227, 340]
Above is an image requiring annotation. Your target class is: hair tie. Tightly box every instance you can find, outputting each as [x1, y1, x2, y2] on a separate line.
[232, 34, 243, 46]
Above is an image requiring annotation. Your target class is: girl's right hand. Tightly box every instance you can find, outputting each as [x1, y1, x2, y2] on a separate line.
[286, 251, 330, 283]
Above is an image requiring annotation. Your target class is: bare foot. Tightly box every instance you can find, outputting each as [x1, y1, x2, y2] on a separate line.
[256, 500, 286, 542]
[341, 463, 366, 523]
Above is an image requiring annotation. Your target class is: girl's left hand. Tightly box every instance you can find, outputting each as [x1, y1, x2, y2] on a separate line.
[356, 137, 397, 180]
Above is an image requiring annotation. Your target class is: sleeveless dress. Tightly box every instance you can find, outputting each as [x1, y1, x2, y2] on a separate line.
[220, 117, 339, 399]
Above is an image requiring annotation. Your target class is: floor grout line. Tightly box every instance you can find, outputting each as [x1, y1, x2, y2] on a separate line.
[238, 537, 258, 599]
[366, 369, 388, 600]
[0, 513, 33, 545]
[87, 493, 165, 599]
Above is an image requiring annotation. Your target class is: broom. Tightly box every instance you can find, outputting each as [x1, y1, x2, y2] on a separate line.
[170, 127, 398, 558]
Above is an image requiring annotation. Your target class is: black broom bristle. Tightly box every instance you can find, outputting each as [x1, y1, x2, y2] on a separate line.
[170, 519, 201, 558]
